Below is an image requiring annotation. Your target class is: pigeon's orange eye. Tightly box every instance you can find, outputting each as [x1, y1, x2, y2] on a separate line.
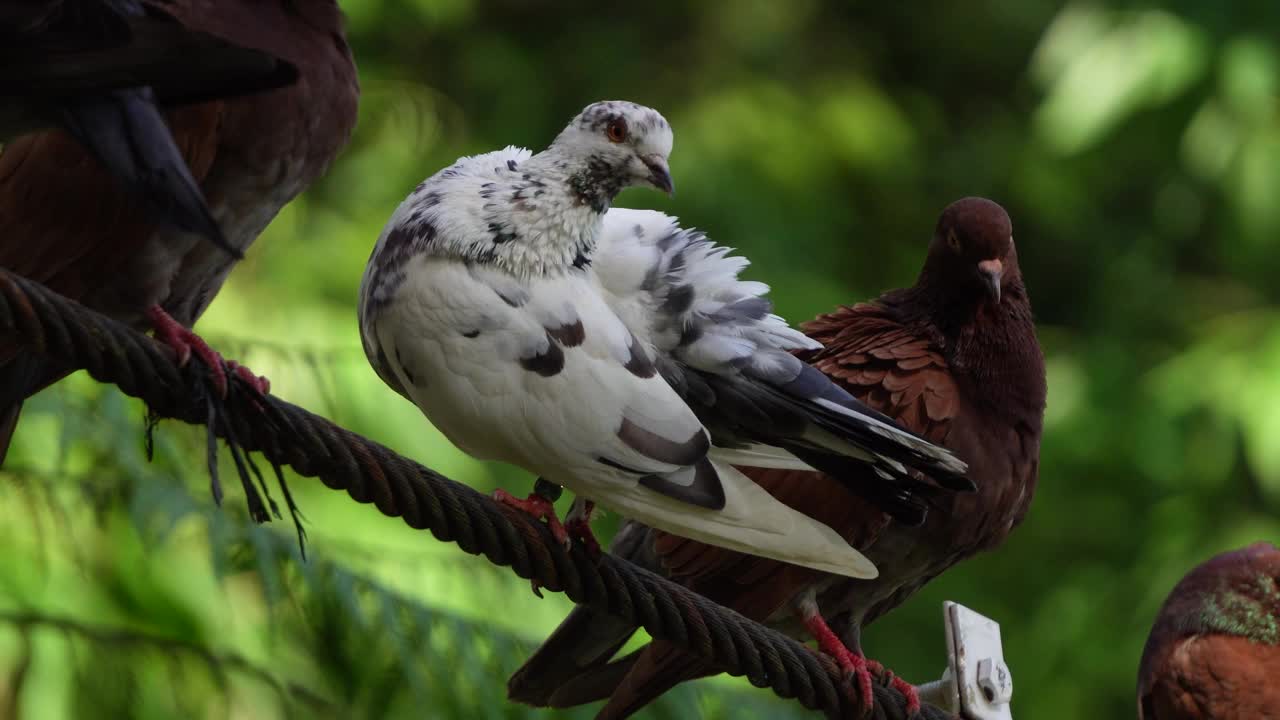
[605, 118, 628, 143]
[946, 228, 961, 252]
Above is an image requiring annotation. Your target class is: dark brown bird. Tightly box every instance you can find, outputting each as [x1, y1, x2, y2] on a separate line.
[1, 0, 300, 253]
[0, 0, 359, 461]
[1137, 541, 1280, 719]
[507, 196, 1047, 719]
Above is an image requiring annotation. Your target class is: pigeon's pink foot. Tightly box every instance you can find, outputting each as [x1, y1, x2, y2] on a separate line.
[564, 500, 601, 558]
[891, 674, 921, 716]
[493, 488, 569, 548]
[803, 610, 875, 709]
[800, 608, 917, 715]
[228, 360, 270, 395]
[860, 656, 921, 716]
[147, 306, 269, 398]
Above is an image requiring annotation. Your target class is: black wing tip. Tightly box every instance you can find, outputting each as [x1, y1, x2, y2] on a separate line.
[937, 469, 976, 493]
[638, 459, 725, 510]
[788, 446, 947, 526]
[199, 218, 239, 257]
[894, 505, 928, 527]
[773, 364, 970, 477]
[140, 178, 238, 257]
[169, 198, 238, 257]
[908, 450, 974, 492]
[62, 91, 238, 257]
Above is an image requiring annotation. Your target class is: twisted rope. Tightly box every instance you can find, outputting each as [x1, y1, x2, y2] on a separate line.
[0, 269, 956, 720]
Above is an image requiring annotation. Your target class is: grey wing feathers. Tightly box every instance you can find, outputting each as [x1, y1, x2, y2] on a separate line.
[597, 209, 969, 525]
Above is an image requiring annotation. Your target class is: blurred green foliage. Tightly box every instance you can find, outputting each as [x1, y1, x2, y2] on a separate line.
[3, 1, 1280, 718]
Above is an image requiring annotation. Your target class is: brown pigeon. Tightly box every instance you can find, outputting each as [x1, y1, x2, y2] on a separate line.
[507, 196, 1047, 719]
[0, 0, 300, 254]
[1137, 541, 1280, 719]
[0, 0, 359, 461]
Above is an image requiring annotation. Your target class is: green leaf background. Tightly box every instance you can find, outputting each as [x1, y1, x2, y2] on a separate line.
[4, 1, 1280, 717]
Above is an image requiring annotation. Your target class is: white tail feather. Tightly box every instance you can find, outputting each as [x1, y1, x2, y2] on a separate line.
[709, 445, 817, 471]
[595, 462, 878, 579]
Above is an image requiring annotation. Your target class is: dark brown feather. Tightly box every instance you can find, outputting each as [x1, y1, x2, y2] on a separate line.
[0, 102, 223, 306]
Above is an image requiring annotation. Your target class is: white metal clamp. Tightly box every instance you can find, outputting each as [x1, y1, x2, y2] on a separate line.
[915, 601, 1014, 720]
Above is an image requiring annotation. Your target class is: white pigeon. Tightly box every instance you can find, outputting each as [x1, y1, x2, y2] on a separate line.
[358, 101, 968, 579]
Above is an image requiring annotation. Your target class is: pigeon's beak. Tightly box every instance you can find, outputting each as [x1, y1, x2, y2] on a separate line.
[642, 154, 675, 197]
[977, 258, 1003, 304]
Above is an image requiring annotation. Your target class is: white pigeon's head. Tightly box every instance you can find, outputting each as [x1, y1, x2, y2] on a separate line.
[548, 101, 675, 206]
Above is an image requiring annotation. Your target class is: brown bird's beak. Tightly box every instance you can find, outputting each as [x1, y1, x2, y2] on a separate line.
[642, 154, 675, 196]
[977, 258, 1003, 303]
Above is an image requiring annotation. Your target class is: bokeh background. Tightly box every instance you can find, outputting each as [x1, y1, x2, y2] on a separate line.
[3, 1, 1280, 718]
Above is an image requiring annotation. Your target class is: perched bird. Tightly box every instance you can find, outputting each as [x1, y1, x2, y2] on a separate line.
[508, 197, 1047, 719]
[1137, 541, 1280, 719]
[359, 101, 970, 580]
[0, 0, 359, 466]
[1, 0, 300, 254]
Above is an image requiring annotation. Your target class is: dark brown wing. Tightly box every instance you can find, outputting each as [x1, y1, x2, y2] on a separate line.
[804, 301, 958, 443]
[0, 101, 223, 306]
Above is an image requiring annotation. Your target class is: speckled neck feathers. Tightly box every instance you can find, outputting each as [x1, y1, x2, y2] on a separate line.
[364, 101, 673, 291]
[376, 146, 631, 286]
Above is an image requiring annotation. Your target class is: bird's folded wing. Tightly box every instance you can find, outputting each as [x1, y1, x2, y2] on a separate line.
[803, 301, 959, 443]
[0, 101, 224, 301]
[707, 444, 815, 470]
[362, 255, 876, 578]
[594, 209, 967, 523]
[650, 299, 962, 588]
[598, 461, 878, 579]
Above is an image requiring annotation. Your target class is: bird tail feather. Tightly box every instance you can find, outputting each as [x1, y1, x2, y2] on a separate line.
[0, 351, 58, 467]
[509, 627, 713, 719]
[598, 461, 878, 579]
[595, 641, 714, 720]
[708, 444, 815, 471]
[506, 604, 638, 707]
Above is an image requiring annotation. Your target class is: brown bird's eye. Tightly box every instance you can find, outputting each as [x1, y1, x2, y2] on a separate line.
[605, 118, 628, 143]
[946, 228, 961, 252]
